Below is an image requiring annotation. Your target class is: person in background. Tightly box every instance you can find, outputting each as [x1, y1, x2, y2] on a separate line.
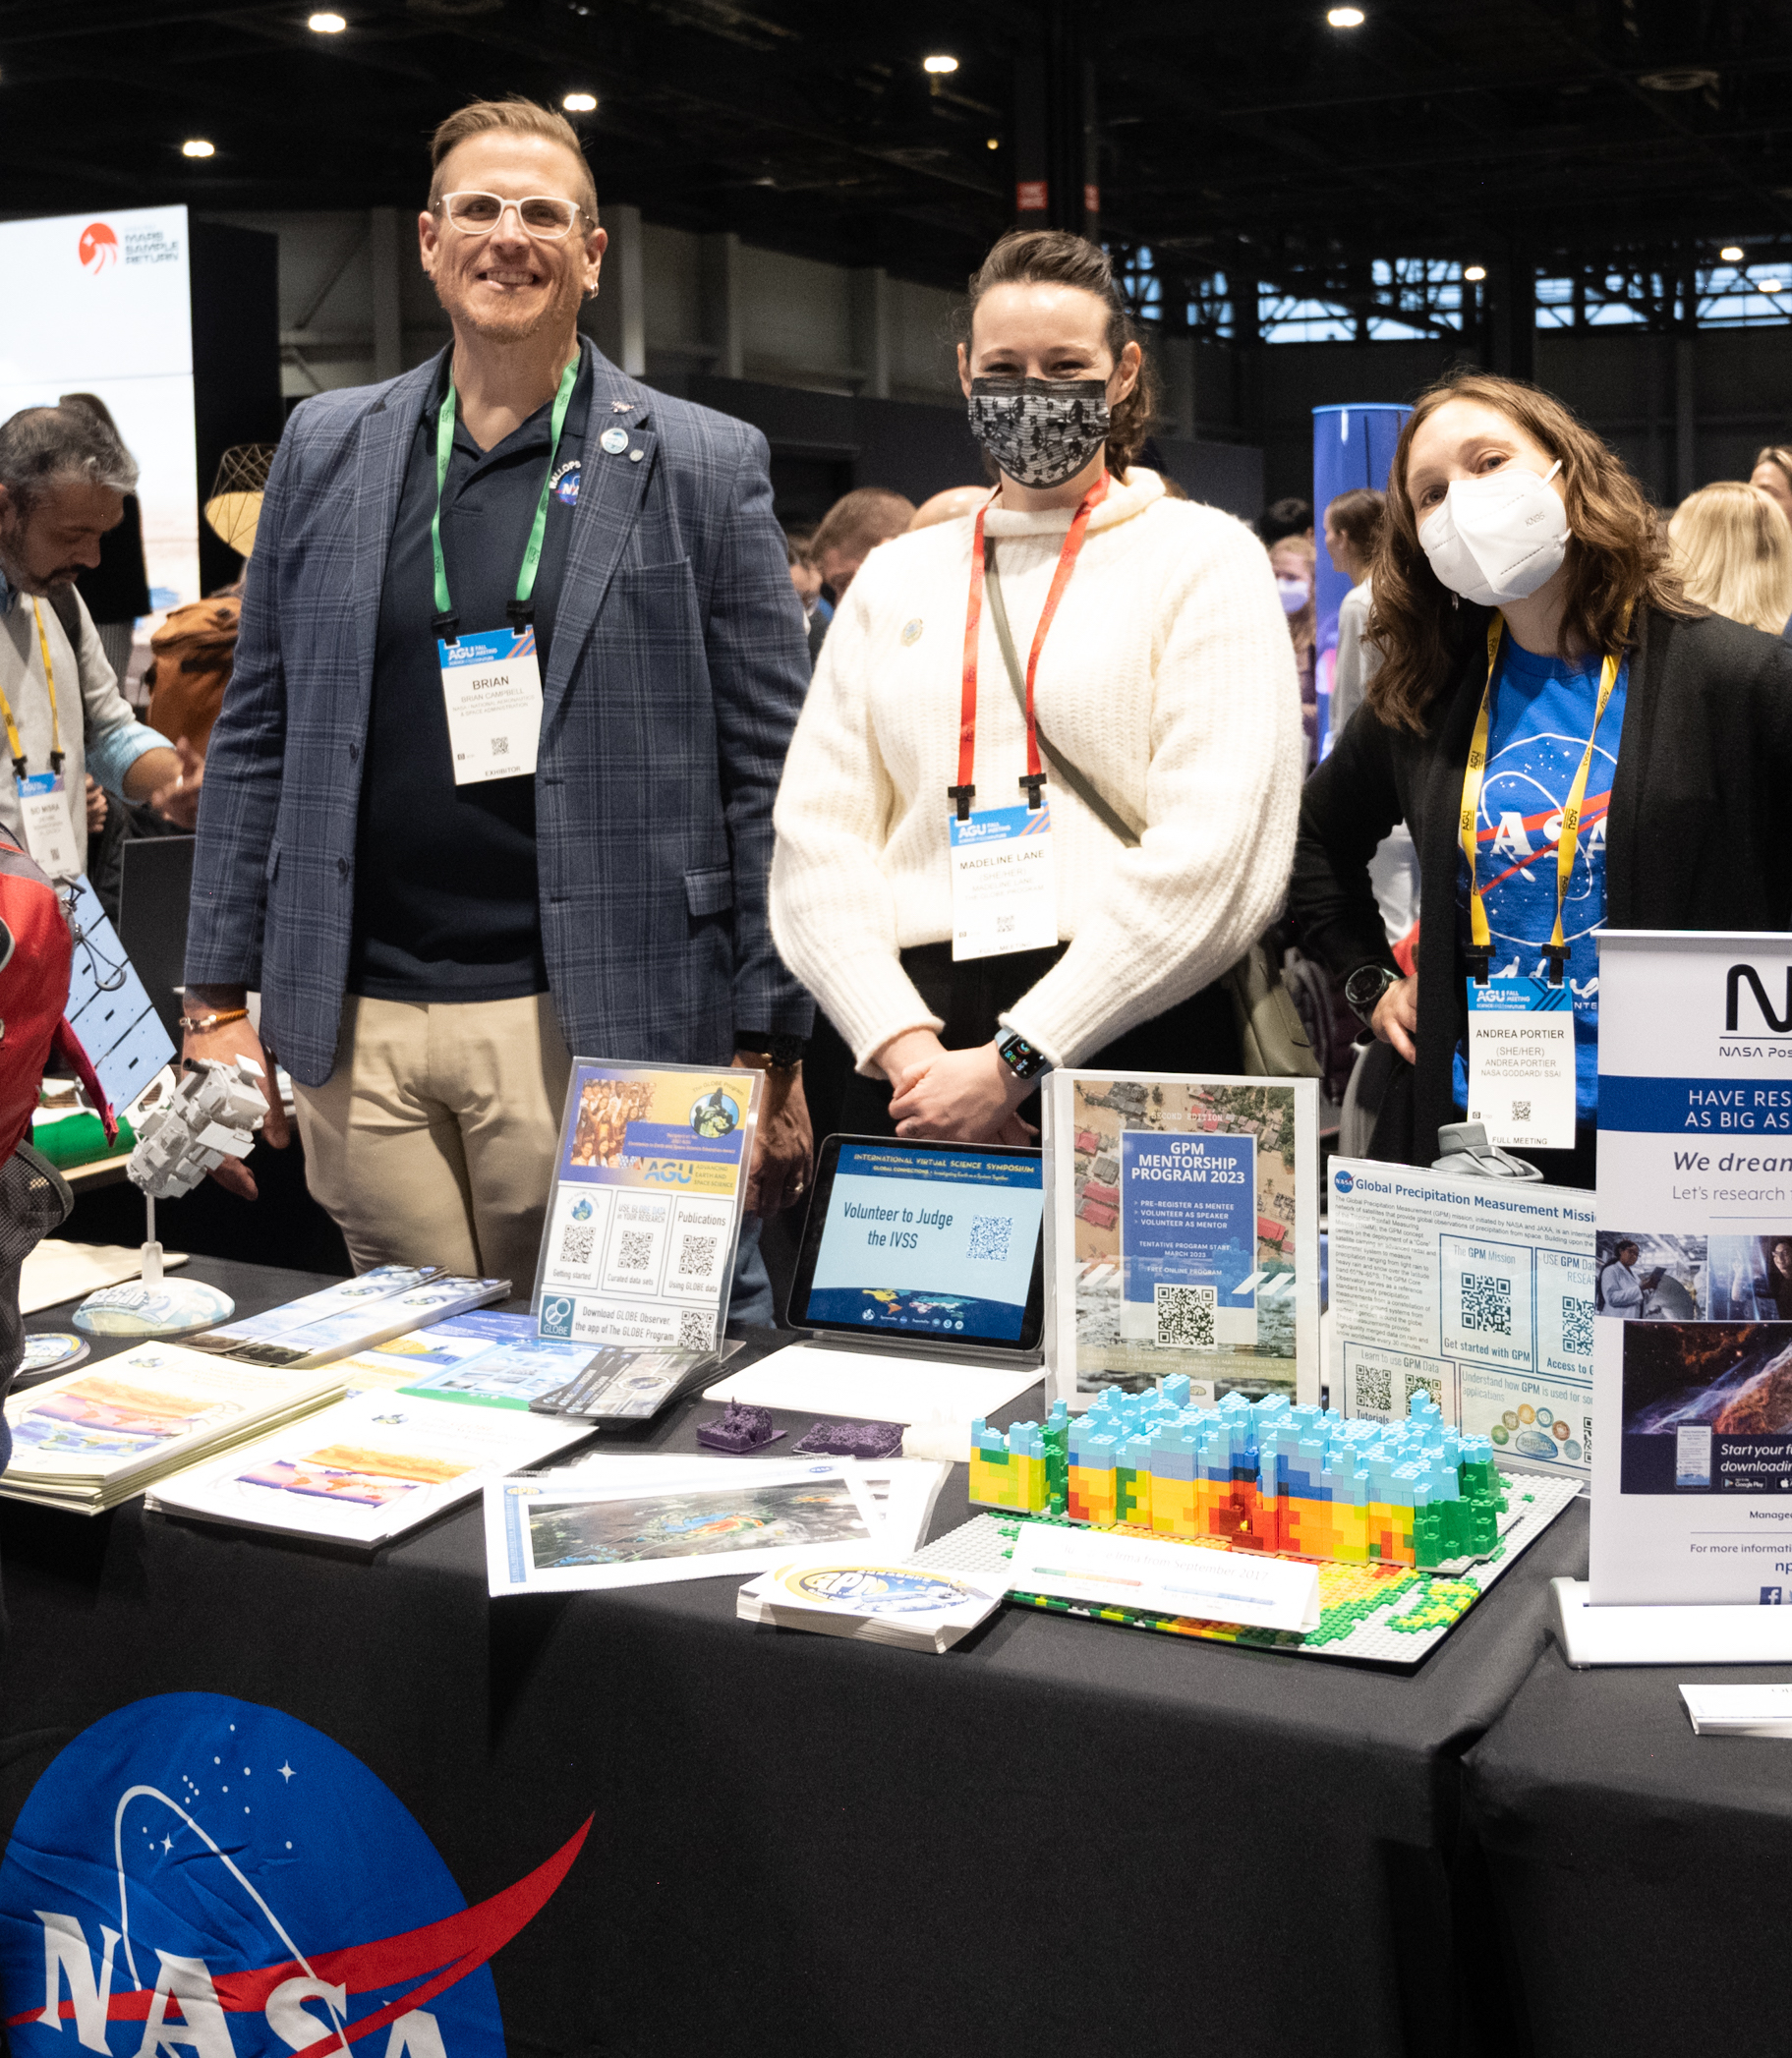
[1748, 443, 1792, 530]
[810, 488, 915, 602]
[1255, 495, 1313, 547]
[783, 530, 826, 664]
[1599, 1239, 1648, 1317]
[0, 404, 199, 885]
[182, 94, 812, 1310]
[1666, 482, 1792, 637]
[59, 394, 149, 697]
[1291, 368, 1792, 1190]
[908, 486, 988, 531]
[772, 228, 1301, 1144]
[1268, 530, 1316, 763]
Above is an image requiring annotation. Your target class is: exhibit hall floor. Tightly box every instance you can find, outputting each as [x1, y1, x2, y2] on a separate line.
[0, 1256, 1594, 2058]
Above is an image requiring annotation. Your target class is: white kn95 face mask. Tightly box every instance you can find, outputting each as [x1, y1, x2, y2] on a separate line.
[1417, 459, 1569, 607]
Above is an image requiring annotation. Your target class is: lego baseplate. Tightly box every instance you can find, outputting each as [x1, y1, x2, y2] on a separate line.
[909, 1468, 1582, 1672]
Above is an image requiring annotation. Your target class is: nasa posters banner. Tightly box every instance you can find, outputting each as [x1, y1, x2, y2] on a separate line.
[1043, 1071, 1319, 1410]
[0, 206, 198, 613]
[1591, 931, 1792, 1604]
[531, 1060, 761, 1354]
[1328, 1158, 1594, 1481]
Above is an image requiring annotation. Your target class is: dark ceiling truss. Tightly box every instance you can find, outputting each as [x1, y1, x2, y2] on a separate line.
[3, 0, 1792, 316]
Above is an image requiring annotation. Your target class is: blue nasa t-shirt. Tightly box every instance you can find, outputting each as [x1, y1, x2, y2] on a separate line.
[1453, 636, 1628, 1126]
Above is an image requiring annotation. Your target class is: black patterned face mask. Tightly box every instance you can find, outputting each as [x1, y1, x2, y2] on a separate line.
[966, 377, 1111, 489]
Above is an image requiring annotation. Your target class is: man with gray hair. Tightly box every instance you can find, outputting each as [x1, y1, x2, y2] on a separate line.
[0, 404, 199, 881]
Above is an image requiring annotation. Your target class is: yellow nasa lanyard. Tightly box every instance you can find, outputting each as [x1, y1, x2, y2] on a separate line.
[1458, 609, 1627, 983]
[0, 600, 66, 779]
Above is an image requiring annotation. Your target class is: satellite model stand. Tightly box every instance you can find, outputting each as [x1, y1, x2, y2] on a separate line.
[74, 1058, 268, 1339]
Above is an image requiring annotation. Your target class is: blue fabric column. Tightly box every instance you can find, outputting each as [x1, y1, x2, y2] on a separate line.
[1312, 403, 1410, 757]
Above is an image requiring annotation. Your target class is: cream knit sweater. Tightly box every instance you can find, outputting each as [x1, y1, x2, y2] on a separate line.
[769, 469, 1304, 1072]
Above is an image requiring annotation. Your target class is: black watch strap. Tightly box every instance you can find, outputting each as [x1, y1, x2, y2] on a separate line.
[1343, 963, 1397, 1026]
[735, 1032, 806, 1070]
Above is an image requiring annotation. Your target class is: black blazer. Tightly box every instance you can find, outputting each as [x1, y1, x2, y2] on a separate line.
[1291, 605, 1792, 1166]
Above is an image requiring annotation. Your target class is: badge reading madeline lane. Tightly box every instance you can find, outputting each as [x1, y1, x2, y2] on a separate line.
[437, 625, 543, 784]
[1466, 974, 1576, 1151]
[950, 800, 1058, 959]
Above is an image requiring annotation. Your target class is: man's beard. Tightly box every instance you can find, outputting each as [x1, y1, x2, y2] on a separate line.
[437, 261, 583, 345]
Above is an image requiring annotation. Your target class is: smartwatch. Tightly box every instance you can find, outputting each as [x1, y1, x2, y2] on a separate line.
[1343, 963, 1398, 1028]
[996, 1030, 1052, 1082]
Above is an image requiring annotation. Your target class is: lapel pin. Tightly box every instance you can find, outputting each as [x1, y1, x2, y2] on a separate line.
[599, 427, 629, 455]
[611, 401, 634, 413]
[629, 448, 645, 462]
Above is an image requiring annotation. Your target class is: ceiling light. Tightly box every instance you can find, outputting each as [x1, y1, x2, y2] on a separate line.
[308, 10, 346, 29]
[182, 139, 215, 158]
[1762, 278, 1784, 293]
[1327, 6, 1365, 25]
[1639, 67, 1718, 92]
[923, 54, 958, 74]
[1720, 245, 1744, 261]
[1464, 263, 1486, 281]
[986, 137, 1000, 149]
[562, 91, 597, 112]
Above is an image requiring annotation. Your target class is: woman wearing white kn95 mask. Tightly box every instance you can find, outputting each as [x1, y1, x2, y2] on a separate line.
[1290, 369, 1792, 1192]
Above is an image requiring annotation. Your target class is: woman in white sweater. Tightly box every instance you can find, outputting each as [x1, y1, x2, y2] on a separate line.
[770, 230, 1303, 1143]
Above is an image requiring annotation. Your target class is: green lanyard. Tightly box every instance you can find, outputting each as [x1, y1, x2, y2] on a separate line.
[430, 352, 579, 636]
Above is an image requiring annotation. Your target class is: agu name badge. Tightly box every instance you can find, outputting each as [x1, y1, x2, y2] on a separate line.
[436, 626, 543, 784]
[1465, 973, 1576, 1151]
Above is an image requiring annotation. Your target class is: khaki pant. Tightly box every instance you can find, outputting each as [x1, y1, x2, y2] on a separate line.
[294, 994, 572, 1288]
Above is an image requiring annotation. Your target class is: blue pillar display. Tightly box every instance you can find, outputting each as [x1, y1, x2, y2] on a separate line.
[1312, 404, 1410, 758]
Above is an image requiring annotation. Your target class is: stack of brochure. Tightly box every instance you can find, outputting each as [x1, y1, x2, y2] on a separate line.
[145, 1390, 594, 1549]
[1679, 1684, 1792, 1738]
[736, 1557, 1004, 1653]
[0, 1343, 343, 1515]
[186, 1267, 508, 1370]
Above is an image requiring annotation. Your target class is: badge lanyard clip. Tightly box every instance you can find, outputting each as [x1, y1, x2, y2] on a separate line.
[0, 600, 68, 779]
[954, 470, 1109, 822]
[1459, 608, 1627, 990]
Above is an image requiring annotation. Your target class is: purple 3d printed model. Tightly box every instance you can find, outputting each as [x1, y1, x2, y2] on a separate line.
[696, 1401, 783, 1454]
[791, 1418, 905, 1460]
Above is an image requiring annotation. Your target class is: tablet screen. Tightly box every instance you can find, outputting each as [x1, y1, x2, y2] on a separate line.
[788, 1137, 1045, 1349]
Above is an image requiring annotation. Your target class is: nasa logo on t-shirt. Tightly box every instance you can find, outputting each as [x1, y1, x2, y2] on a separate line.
[0, 1691, 590, 2058]
[550, 459, 581, 506]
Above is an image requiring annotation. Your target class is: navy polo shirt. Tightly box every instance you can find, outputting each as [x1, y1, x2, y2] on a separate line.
[348, 342, 593, 1002]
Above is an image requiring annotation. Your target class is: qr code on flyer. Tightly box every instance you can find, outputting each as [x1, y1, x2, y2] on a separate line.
[1155, 1283, 1217, 1349]
[1354, 1361, 1393, 1411]
[678, 1309, 715, 1350]
[1459, 1272, 1512, 1335]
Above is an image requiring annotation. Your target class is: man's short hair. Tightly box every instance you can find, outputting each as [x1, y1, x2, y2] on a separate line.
[812, 488, 917, 566]
[430, 96, 599, 225]
[1255, 495, 1313, 546]
[0, 404, 138, 519]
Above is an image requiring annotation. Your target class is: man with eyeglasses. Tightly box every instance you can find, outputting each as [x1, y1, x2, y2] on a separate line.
[181, 95, 813, 1322]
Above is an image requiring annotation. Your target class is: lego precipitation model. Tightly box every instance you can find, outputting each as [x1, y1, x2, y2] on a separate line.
[75, 1058, 268, 1340]
[969, 1381, 1504, 1572]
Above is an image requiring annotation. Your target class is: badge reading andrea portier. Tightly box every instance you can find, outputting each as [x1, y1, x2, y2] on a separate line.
[533, 1061, 763, 1352]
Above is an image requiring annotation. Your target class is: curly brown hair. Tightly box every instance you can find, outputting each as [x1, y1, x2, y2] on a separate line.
[1365, 369, 1687, 731]
[956, 230, 1157, 477]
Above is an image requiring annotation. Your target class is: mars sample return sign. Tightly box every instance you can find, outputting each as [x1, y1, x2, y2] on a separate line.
[0, 1694, 587, 2058]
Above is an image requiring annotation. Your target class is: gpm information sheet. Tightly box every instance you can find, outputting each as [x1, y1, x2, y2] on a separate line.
[1328, 1159, 1595, 1482]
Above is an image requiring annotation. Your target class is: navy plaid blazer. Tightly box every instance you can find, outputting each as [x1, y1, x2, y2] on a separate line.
[185, 343, 815, 1088]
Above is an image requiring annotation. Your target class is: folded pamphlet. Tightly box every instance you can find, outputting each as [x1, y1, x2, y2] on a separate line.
[1679, 1683, 1792, 1738]
[186, 1270, 508, 1370]
[736, 1555, 1004, 1653]
[145, 1389, 594, 1549]
[0, 1343, 343, 1515]
[332, 1311, 601, 1405]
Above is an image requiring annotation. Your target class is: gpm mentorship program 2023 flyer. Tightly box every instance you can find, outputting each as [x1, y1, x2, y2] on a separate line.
[1591, 933, 1792, 1605]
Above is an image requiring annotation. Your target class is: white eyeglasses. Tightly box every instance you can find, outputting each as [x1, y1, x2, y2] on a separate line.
[436, 191, 590, 239]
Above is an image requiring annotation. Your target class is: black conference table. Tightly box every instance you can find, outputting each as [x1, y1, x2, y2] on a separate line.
[0, 1256, 1588, 2058]
[1462, 1642, 1792, 2058]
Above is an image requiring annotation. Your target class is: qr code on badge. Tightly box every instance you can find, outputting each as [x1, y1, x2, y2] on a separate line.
[1513, 1099, 1531, 1123]
[1561, 1294, 1594, 1356]
[996, 913, 1015, 936]
[491, 735, 509, 757]
[1355, 1361, 1393, 1411]
[558, 1224, 595, 1266]
[1155, 1283, 1217, 1349]
[677, 1234, 718, 1280]
[1460, 1272, 1512, 1334]
[678, 1309, 715, 1350]
[967, 1215, 1012, 1263]
[617, 1230, 654, 1272]
[1404, 1371, 1443, 1411]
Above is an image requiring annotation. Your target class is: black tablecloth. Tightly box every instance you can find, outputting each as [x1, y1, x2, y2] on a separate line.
[1462, 1634, 1792, 2058]
[0, 1259, 1588, 2058]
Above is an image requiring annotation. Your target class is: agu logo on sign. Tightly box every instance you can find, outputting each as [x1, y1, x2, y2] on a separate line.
[0, 1692, 588, 2058]
[79, 223, 119, 274]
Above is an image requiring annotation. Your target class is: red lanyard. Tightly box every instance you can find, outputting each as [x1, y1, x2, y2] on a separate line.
[952, 471, 1110, 820]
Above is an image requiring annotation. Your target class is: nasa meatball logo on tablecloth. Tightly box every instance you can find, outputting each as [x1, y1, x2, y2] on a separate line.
[0, 1693, 587, 2058]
